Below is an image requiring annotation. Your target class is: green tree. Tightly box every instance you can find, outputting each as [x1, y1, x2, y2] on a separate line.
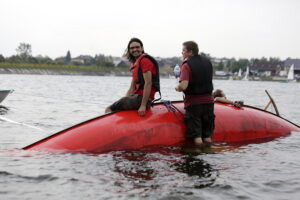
[65, 50, 71, 64]
[200, 52, 211, 59]
[269, 57, 281, 62]
[260, 57, 268, 62]
[7, 55, 22, 63]
[36, 55, 53, 64]
[16, 43, 32, 61]
[215, 62, 224, 70]
[27, 56, 38, 64]
[238, 59, 249, 71]
[0, 54, 5, 62]
[95, 54, 114, 67]
[229, 58, 249, 73]
[168, 57, 181, 66]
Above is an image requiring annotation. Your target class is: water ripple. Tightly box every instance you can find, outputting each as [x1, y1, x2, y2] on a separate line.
[1, 75, 300, 200]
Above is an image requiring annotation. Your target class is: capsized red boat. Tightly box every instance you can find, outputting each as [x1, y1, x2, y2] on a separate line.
[23, 101, 300, 153]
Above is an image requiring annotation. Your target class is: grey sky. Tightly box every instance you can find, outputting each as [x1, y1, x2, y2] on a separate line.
[1, 0, 299, 59]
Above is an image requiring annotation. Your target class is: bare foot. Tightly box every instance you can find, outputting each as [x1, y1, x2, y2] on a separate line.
[203, 138, 213, 147]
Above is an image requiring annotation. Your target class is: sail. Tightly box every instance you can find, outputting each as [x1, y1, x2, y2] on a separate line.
[238, 68, 242, 77]
[287, 64, 294, 80]
[242, 66, 249, 81]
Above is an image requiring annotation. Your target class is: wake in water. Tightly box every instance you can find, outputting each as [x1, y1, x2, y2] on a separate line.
[0, 105, 9, 115]
[0, 107, 44, 131]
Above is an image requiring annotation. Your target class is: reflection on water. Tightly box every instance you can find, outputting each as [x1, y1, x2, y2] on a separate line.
[172, 153, 218, 189]
[113, 151, 156, 181]
[112, 147, 219, 190]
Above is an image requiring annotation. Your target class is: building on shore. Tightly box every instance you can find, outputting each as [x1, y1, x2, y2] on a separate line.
[284, 59, 300, 78]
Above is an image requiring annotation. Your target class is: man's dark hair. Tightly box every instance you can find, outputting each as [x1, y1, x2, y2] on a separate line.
[124, 38, 145, 63]
[213, 89, 224, 98]
[183, 41, 199, 55]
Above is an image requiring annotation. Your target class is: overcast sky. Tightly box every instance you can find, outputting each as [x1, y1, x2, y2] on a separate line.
[1, 0, 299, 59]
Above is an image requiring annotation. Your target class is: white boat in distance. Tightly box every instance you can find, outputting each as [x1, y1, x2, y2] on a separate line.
[0, 90, 13, 104]
[238, 68, 242, 78]
[287, 64, 296, 82]
[242, 66, 249, 81]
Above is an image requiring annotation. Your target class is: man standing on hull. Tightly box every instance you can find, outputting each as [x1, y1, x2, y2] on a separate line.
[105, 38, 160, 116]
[175, 41, 215, 147]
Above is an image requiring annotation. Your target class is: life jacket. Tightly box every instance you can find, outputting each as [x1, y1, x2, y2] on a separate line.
[183, 55, 213, 95]
[130, 54, 160, 99]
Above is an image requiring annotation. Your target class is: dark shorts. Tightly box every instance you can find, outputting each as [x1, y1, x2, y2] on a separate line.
[109, 94, 151, 112]
[184, 103, 215, 139]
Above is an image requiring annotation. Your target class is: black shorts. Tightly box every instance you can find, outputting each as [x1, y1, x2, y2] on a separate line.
[109, 94, 151, 112]
[184, 103, 215, 139]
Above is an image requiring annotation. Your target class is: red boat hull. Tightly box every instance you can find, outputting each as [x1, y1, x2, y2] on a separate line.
[24, 101, 300, 153]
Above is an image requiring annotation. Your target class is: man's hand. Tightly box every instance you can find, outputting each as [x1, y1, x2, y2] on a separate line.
[138, 105, 146, 116]
[175, 80, 188, 92]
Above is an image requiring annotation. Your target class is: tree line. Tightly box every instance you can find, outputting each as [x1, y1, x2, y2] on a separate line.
[0, 43, 116, 67]
[213, 57, 282, 74]
[0, 43, 285, 72]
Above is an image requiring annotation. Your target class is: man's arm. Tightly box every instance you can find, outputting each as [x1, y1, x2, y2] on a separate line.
[214, 97, 242, 108]
[175, 80, 188, 92]
[126, 78, 135, 97]
[214, 97, 232, 104]
[138, 71, 152, 116]
[175, 63, 189, 92]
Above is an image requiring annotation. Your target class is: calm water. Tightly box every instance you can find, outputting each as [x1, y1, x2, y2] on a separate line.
[0, 74, 300, 200]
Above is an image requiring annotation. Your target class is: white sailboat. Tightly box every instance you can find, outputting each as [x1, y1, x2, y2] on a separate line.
[287, 64, 296, 82]
[238, 68, 242, 78]
[242, 66, 249, 81]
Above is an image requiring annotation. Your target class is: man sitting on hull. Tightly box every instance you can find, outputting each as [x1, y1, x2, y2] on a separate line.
[105, 38, 160, 116]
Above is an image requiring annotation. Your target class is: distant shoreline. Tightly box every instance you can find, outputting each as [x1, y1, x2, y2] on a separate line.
[0, 67, 131, 76]
[1, 64, 298, 82]
[0, 64, 172, 77]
